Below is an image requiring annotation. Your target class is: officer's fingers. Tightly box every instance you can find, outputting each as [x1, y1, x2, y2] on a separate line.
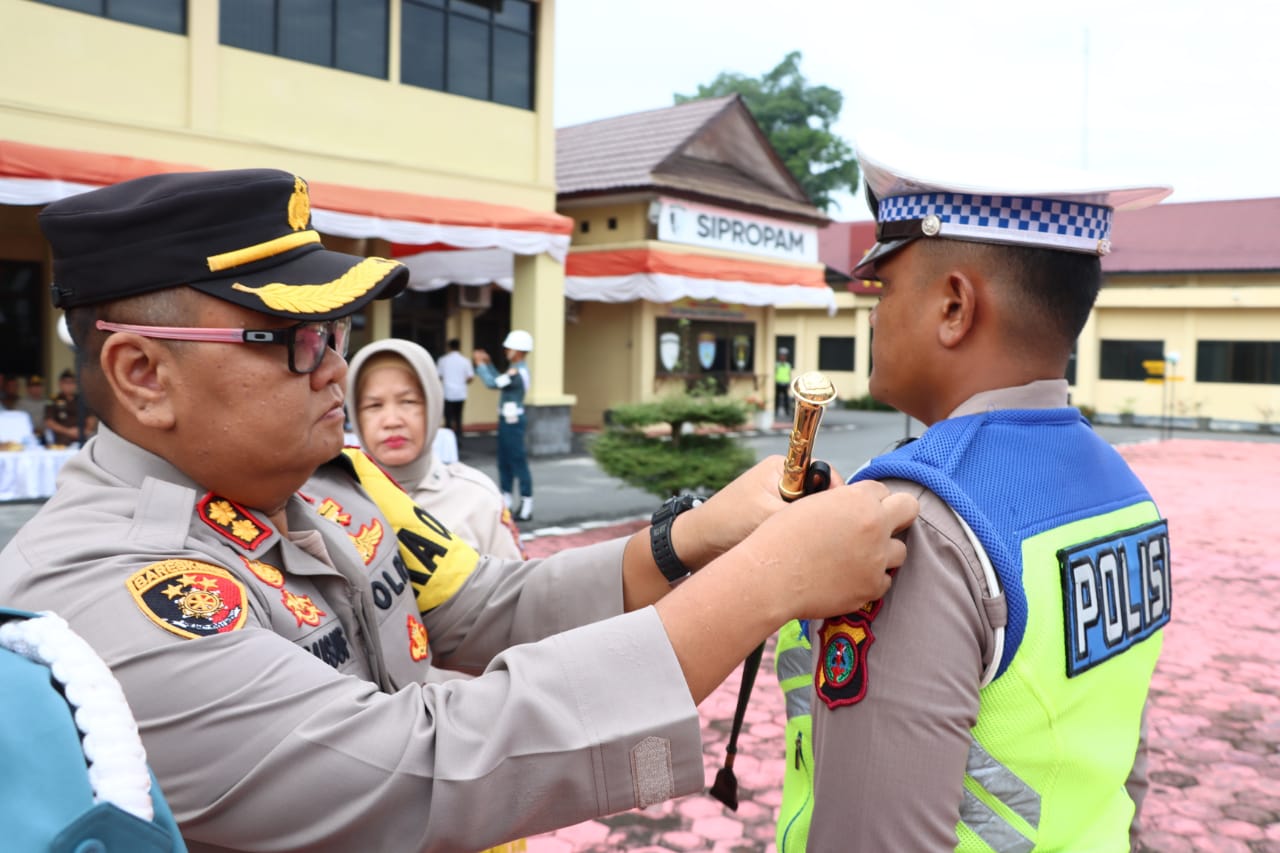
[843, 478, 890, 502]
[884, 535, 908, 569]
[882, 492, 920, 534]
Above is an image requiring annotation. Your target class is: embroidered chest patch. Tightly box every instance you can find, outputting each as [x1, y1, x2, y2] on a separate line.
[126, 560, 249, 639]
[198, 494, 272, 550]
[281, 588, 327, 627]
[407, 614, 429, 661]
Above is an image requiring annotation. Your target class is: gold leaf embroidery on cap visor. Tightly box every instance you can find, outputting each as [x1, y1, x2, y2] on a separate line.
[231, 257, 401, 314]
[288, 175, 311, 231]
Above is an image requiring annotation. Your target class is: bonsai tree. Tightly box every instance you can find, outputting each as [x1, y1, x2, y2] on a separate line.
[591, 392, 755, 499]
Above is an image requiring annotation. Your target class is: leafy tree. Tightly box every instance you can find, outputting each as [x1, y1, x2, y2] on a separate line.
[675, 50, 858, 212]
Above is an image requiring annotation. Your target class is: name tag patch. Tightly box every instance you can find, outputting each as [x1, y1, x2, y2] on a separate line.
[1058, 518, 1171, 677]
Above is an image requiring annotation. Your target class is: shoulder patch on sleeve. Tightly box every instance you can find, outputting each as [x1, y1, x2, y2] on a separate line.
[126, 560, 250, 639]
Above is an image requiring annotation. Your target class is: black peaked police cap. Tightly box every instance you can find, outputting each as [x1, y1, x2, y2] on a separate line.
[41, 169, 409, 321]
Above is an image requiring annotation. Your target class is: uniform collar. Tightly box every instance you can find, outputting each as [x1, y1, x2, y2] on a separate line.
[947, 379, 1070, 419]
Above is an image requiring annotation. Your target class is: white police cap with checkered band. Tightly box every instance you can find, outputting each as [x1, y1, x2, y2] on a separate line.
[852, 146, 1172, 280]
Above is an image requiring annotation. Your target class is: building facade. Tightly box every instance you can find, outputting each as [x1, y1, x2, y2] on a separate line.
[0, 0, 577, 451]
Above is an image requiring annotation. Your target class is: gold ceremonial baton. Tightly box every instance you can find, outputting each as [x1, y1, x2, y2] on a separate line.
[778, 371, 838, 501]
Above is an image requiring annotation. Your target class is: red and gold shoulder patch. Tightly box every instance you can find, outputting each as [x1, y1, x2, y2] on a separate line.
[815, 614, 876, 710]
[280, 588, 326, 627]
[126, 560, 249, 639]
[198, 494, 272, 550]
[407, 614, 429, 661]
[239, 555, 284, 588]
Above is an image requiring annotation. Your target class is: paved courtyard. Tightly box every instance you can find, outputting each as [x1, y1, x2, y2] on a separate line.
[521, 439, 1280, 852]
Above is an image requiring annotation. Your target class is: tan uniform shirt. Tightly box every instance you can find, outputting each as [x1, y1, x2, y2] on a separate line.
[0, 427, 701, 852]
[808, 380, 1147, 851]
[409, 457, 524, 560]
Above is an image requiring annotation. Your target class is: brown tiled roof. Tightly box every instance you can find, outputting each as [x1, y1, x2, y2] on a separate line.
[557, 96, 736, 194]
[556, 95, 826, 223]
[1106, 197, 1280, 274]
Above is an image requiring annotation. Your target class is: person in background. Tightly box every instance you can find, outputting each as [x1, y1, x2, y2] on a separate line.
[474, 330, 534, 522]
[348, 337, 523, 561]
[44, 367, 97, 445]
[436, 337, 474, 451]
[775, 347, 793, 419]
[802, 147, 1173, 851]
[16, 375, 48, 441]
[1, 373, 19, 410]
[0, 167, 918, 852]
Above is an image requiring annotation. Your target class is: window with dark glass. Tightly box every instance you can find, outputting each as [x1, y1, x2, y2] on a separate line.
[34, 0, 185, 34]
[1066, 341, 1078, 385]
[817, 336, 855, 372]
[220, 0, 389, 79]
[1196, 340, 1280, 385]
[1099, 339, 1165, 381]
[401, 0, 535, 109]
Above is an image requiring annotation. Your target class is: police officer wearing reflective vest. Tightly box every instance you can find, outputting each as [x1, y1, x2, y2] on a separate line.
[0, 168, 918, 852]
[801, 149, 1173, 851]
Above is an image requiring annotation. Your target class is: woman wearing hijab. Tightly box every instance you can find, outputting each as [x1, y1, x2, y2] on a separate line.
[347, 338, 524, 560]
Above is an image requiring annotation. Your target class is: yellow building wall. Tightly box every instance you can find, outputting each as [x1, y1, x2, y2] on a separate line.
[562, 202, 650, 246]
[564, 301, 635, 425]
[774, 292, 874, 404]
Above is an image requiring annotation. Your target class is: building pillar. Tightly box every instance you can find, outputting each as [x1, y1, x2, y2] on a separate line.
[512, 252, 575, 455]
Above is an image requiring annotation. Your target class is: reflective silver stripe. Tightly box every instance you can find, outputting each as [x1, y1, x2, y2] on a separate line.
[784, 685, 811, 719]
[960, 790, 1034, 853]
[776, 645, 812, 681]
[959, 740, 1040, 851]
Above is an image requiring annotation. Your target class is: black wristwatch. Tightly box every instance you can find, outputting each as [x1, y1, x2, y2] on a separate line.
[650, 494, 704, 586]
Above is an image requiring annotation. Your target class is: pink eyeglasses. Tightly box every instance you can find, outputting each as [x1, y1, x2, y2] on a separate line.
[94, 316, 351, 375]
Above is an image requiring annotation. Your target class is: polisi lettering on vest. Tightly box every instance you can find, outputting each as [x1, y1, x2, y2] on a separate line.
[1059, 518, 1171, 677]
[370, 554, 410, 610]
[696, 213, 806, 253]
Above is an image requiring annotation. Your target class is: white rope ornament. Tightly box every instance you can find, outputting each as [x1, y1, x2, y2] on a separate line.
[0, 612, 154, 822]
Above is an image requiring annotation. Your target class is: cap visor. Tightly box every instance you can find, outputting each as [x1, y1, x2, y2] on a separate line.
[191, 247, 409, 321]
[852, 238, 913, 281]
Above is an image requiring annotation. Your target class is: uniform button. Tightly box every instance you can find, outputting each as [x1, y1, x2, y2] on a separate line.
[75, 841, 107, 853]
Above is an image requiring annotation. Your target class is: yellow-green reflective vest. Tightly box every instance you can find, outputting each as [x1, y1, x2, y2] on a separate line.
[774, 619, 814, 853]
[775, 361, 792, 384]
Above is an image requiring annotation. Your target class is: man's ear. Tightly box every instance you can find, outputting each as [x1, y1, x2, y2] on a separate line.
[99, 334, 177, 430]
[937, 270, 978, 349]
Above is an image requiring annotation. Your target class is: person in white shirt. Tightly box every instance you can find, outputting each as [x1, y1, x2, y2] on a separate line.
[436, 337, 474, 450]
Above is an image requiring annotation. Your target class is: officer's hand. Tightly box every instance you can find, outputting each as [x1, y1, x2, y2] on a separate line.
[680, 455, 835, 561]
[472, 349, 490, 365]
[742, 480, 917, 621]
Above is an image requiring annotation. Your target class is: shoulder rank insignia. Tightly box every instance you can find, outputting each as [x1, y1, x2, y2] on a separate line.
[126, 560, 249, 639]
[815, 613, 876, 710]
[407, 614, 429, 661]
[281, 588, 326, 627]
[316, 497, 352, 527]
[198, 493, 272, 550]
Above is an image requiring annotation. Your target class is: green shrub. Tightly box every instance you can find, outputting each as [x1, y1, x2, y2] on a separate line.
[591, 395, 754, 498]
[841, 393, 897, 412]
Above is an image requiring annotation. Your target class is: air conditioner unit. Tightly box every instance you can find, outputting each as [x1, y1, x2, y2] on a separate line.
[456, 285, 492, 310]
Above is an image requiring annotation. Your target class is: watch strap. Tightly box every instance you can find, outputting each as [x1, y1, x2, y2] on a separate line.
[650, 495, 702, 585]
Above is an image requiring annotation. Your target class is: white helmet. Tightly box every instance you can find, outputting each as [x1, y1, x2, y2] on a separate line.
[502, 330, 534, 352]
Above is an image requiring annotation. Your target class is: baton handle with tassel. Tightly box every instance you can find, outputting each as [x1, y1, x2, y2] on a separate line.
[710, 371, 837, 811]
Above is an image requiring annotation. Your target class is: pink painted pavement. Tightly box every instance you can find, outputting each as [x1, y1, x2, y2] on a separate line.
[521, 439, 1280, 852]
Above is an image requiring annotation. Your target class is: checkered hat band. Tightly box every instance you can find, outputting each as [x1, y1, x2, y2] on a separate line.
[878, 193, 1112, 252]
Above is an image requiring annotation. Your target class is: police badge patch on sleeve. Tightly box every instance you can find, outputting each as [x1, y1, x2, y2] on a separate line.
[126, 560, 250, 639]
[1058, 518, 1171, 677]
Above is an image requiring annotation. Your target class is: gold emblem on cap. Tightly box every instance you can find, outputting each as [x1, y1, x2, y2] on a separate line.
[287, 176, 310, 232]
[1097, 238, 1112, 256]
[231, 257, 401, 314]
[921, 214, 942, 237]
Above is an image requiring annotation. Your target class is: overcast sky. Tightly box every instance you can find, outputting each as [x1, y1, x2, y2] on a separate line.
[554, 0, 1277, 219]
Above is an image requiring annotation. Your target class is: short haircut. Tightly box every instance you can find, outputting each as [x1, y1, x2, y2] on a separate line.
[919, 239, 1101, 355]
[68, 288, 198, 428]
[447, 338, 461, 350]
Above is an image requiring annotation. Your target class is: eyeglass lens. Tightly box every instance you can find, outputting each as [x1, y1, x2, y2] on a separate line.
[293, 317, 351, 373]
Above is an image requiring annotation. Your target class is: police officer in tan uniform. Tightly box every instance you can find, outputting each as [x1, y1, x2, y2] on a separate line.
[803, 150, 1171, 851]
[0, 168, 917, 853]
